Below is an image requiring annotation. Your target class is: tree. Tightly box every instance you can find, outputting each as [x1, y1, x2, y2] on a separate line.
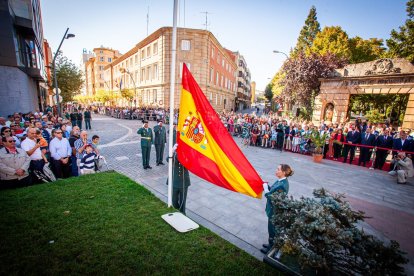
[121, 89, 134, 102]
[264, 83, 274, 103]
[270, 70, 285, 97]
[281, 52, 346, 114]
[52, 52, 83, 103]
[307, 26, 351, 60]
[292, 6, 321, 56]
[348, 37, 386, 63]
[386, 0, 414, 62]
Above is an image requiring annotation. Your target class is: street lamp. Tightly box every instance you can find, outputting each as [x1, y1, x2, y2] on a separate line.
[119, 68, 137, 108]
[273, 50, 289, 59]
[52, 28, 75, 117]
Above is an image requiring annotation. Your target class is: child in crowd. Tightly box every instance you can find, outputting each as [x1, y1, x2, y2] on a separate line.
[292, 133, 301, 153]
[91, 135, 100, 155]
[80, 144, 97, 175]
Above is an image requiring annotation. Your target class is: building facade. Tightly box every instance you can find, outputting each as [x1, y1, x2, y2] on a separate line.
[103, 27, 238, 112]
[84, 47, 120, 96]
[250, 81, 256, 104]
[0, 0, 47, 116]
[231, 51, 251, 111]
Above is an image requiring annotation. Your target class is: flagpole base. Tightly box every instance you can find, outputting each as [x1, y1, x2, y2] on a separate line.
[161, 212, 199, 233]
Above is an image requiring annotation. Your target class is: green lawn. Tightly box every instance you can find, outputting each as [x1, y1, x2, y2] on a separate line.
[0, 171, 277, 275]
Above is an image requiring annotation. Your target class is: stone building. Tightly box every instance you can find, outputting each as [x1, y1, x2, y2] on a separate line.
[250, 81, 256, 104]
[103, 27, 238, 112]
[230, 51, 251, 111]
[84, 47, 121, 95]
[313, 58, 414, 128]
[0, 0, 47, 116]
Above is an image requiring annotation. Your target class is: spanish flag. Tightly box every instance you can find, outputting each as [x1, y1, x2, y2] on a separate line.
[177, 64, 264, 198]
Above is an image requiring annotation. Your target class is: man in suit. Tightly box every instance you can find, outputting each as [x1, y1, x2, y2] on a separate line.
[137, 120, 153, 169]
[358, 127, 376, 167]
[276, 120, 286, 152]
[343, 125, 361, 164]
[389, 152, 413, 184]
[392, 131, 412, 156]
[153, 120, 166, 166]
[374, 129, 393, 170]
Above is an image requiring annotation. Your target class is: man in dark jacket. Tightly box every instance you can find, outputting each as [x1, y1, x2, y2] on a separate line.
[343, 124, 361, 164]
[358, 127, 376, 167]
[374, 129, 393, 170]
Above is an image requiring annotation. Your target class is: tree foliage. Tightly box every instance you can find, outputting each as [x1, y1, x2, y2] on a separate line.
[281, 52, 346, 113]
[348, 37, 387, 63]
[121, 89, 134, 101]
[307, 26, 351, 61]
[386, 0, 414, 62]
[292, 6, 321, 56]
[270, 188, 408, 275]
[264, 83, 274, 103]
[270, 71, 285, 97]
[52, 52, 83, 103]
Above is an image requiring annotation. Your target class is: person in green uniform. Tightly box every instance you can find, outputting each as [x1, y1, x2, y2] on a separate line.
[261, 164, 294, 254]
[153, 120, 166, 165]
[137, 120, 153, 169]
[276, 120, 286, 152]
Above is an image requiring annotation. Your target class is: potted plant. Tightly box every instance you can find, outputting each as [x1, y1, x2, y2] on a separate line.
[307, 130, 329, 163]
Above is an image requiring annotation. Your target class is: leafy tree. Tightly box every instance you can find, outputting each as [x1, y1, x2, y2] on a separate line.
[292, 6, 321, 56]
[270, 71, 285, 97]
[348, 37, 387, 63]
[307, 26, 351, 60]
[121, 89, 134, 101]
[264, 83, 274, 103]
[386, 0, 414, 62]
[281, 52, 346, 114]
[52, 52, 83, 103]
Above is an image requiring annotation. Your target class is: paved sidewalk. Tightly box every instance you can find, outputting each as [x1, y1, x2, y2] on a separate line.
[91, 115, 414, 272]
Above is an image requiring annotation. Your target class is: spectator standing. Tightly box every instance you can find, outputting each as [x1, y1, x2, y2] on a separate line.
[358, 128, 376, 167]
[68, 126, 80, 176]
[0, 136, 31, 189]
[84, 108, 92, 130]
[49, 129, 72, 179]
[76, 109, 83, 129]
[374, 129, 393, 170]
[70, 110, 77, 127]
[343, 125, 361, 164]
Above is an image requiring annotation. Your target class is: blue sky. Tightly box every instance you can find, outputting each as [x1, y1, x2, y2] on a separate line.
[41, 0, 407, 91]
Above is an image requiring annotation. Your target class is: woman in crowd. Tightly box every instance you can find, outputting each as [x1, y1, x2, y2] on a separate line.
[261, 164, 294, 254]
[332, 128, 345, 160]
[1, 126, 21, 148]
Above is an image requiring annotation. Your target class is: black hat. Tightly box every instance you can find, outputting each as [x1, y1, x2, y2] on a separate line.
[157, 119, 163, 123]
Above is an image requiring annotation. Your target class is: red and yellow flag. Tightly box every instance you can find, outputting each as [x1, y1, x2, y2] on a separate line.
[177, 64, 264, 198]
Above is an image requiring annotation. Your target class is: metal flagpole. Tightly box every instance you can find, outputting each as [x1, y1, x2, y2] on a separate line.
[167, 0, 178, 207]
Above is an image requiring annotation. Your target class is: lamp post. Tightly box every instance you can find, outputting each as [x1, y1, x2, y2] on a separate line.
[273, 50, 289, 59]
[120, 68, 137, 108]
[52, 28, 75, 117]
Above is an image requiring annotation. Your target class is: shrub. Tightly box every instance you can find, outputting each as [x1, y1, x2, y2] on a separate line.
[270, 188, 408, 275]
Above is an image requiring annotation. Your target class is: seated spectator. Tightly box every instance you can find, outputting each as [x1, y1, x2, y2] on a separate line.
[91, 135, 100, 155]
[1, 126, 21, 148]
[80, 144, 97, 175]
[389, 152, 413, 184]
[21, 127, 45, 183]
[0, 136, 32, 189]
[49, 129, 71, 179]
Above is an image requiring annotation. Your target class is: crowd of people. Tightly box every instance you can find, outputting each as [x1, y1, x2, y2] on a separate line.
[0, 107, 101, 190]
[217, 110, 414, 183]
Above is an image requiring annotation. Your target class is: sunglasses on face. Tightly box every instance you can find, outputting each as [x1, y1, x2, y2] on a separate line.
[3, 130, 11, 133]
[55, 132, 62, 134]
[6, 139, 16, 143]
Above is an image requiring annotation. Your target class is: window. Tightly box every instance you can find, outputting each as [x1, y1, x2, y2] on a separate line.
[222, 60, 224, 67]
[181, 40, 191, 51]
[209, 68, 214, 83]
[179, 62, 191, 77]
[209, 92, 213, 102]
[153, 89, 157, 102]
[100, 83, 104, 88]
[100, 57, 104, 62]
[215, 94, 218, 105]
[135, 55, 138, 64]
[146, 66, 150, 80]
[108, 57, 112, 62]
[141, 49, 145, 60]
[216, 72, 219, 85]
[146, 89, 151, 103]
[221, 75, 224, 87]
[211, 48, 214, 58]
[147, 46, 151, 58]
[153, 63, 158, 80]
[99, 65, 104, 71]
[141, 68, 145, 82]
[217, 54, 220, 63]
[99, 74, 103, 79]
[153, 42, 158, 55]
[99, 50, 103, 54]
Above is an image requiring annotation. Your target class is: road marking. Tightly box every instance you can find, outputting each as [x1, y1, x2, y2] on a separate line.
[101, 123, 133, 147]
[115, 156, 129, 161]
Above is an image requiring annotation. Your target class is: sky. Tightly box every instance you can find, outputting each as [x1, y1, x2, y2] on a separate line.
[41, 0, 407, 91]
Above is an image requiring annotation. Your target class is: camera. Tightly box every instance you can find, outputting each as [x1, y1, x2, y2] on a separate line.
[36, 138, 40, 143]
